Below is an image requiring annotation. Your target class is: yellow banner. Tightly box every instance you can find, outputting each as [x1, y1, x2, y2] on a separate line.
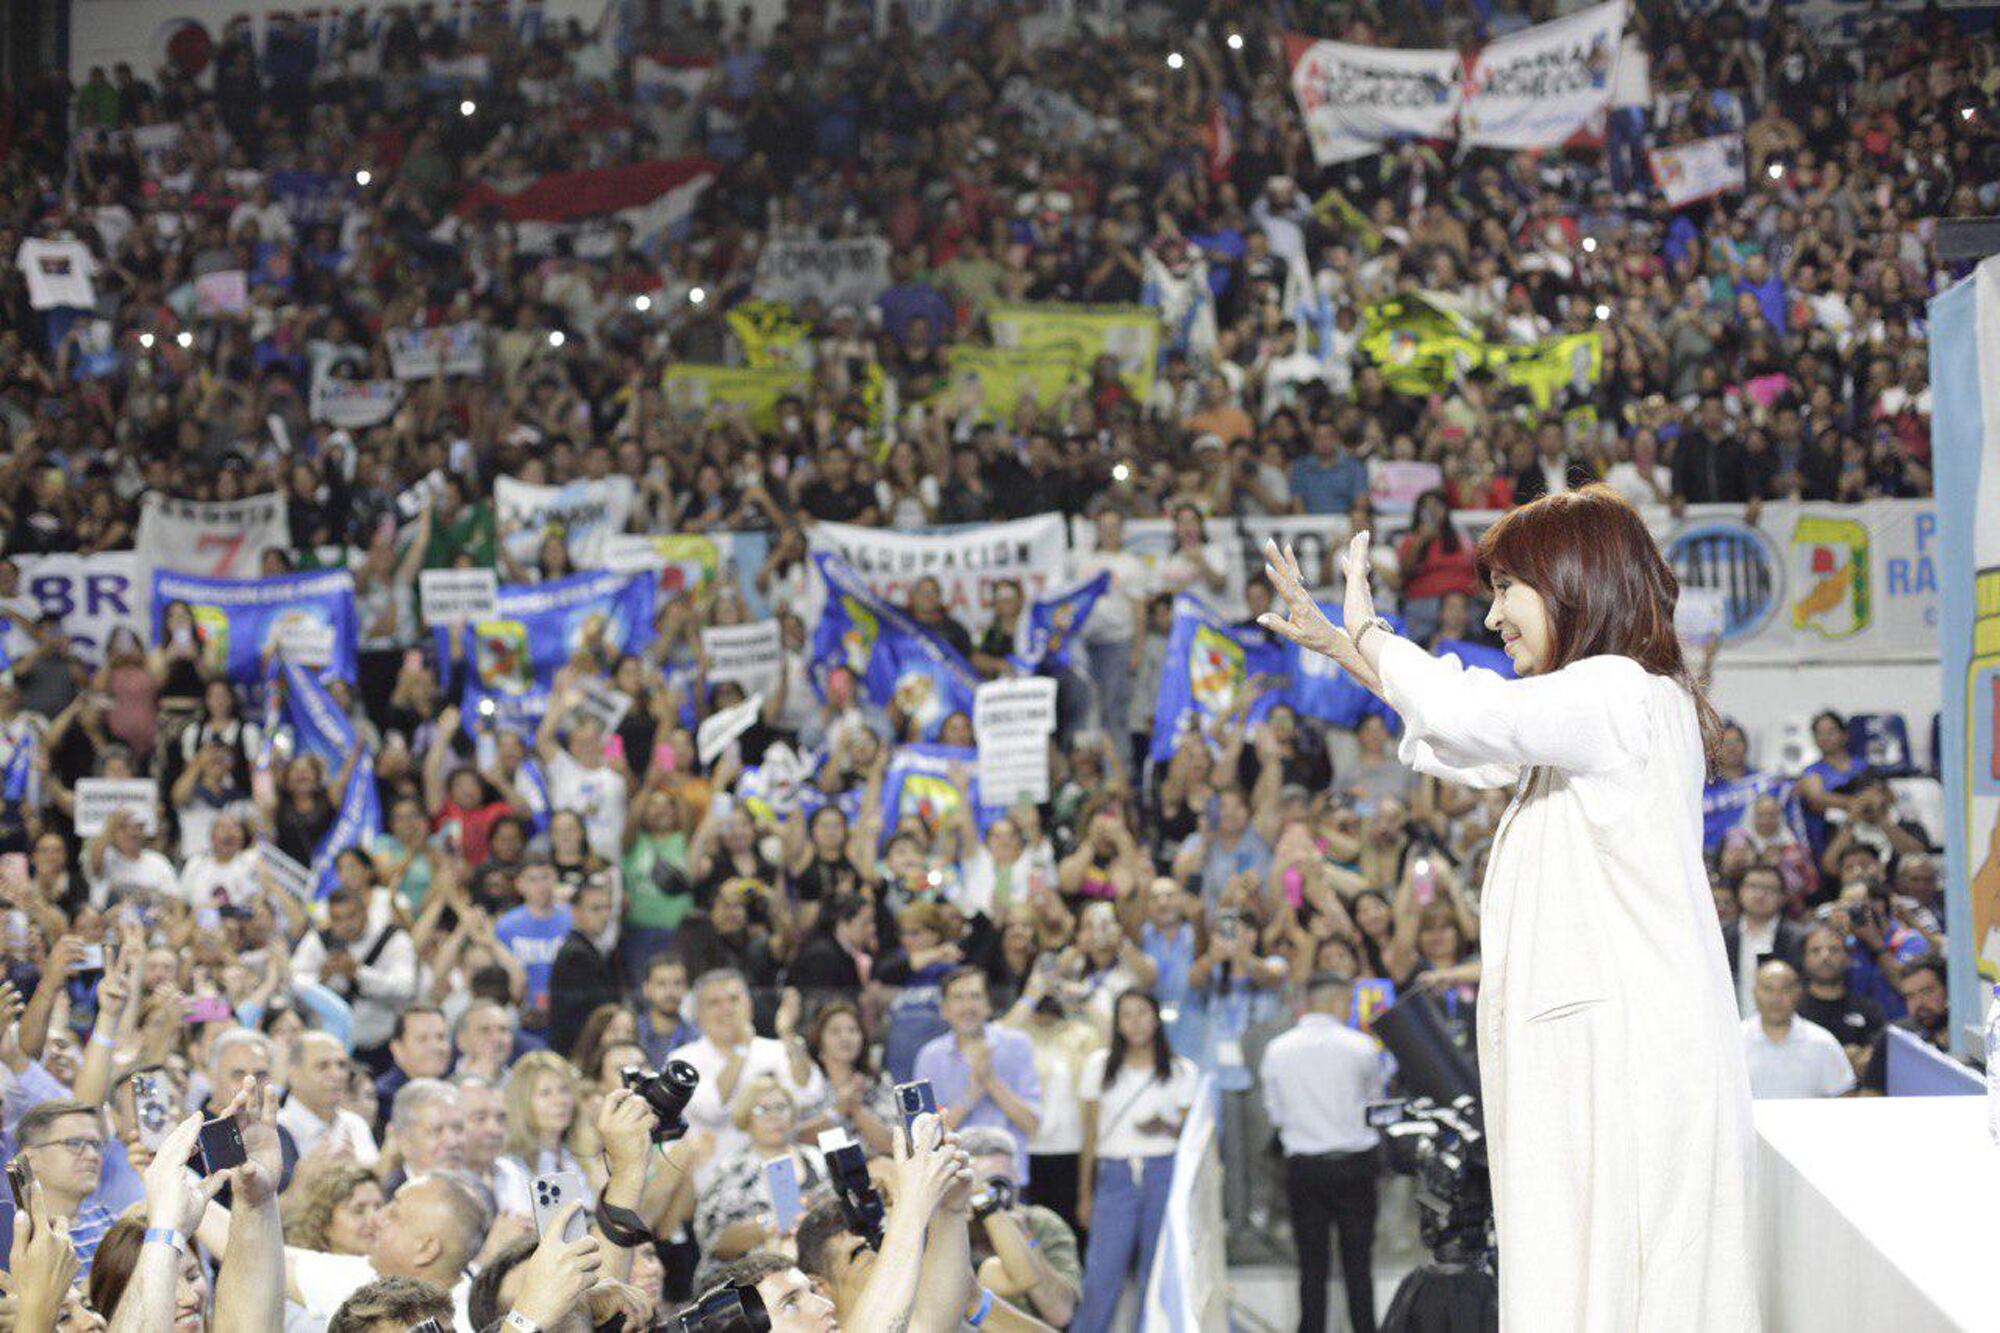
[661, 364, 810, 430]
[1484, 332, 1603, 410]
[988, 303, 1160, 400]
[725, 300, 815, 368]
[941, 346, 1085, 417]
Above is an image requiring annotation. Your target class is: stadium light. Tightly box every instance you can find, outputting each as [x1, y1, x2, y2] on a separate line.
[355, 169, 372, 187]
[138, 332, 155, 349]
[1166, 51, 1184, 70]
[1963, 106, 1978, 122]
[1226, 33, 1244, 51]
[634, 294, 653, 312]
[1581, 236, 1598, 253]
[460, 99, 476, 117]
[176, 331, 193, 348]
[548, 331, 566, 348]
[1594, 304, 1611, 321]
[1768, 163, 1785, 180]
[1112, 462, 1132, 483]
[689, 286, 707, 306]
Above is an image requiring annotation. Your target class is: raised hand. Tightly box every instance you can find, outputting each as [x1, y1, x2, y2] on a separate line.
[1339, 531, 1379, 636]
[1256, 539, 1341, 657]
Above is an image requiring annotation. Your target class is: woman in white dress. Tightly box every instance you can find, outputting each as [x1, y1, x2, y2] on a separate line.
[1259, 485, 1758, 1331]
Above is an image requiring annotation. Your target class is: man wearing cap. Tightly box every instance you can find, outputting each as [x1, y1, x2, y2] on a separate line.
[1259, 971, 1386, 1333]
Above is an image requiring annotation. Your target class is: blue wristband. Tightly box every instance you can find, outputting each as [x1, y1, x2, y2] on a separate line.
[966, 1287, 995, 1328]
[143, 1227, 185, 1253]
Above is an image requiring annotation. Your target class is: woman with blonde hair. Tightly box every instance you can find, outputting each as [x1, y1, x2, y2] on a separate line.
[691, 1074, 828, 1288]
[279, 1160, 383, 1254]
[501, 1049, 593, 1195]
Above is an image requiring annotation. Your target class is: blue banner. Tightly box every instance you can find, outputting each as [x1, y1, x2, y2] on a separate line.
[313, 751, 382, 899]
[1433, 637, 1515, 679]
[443, 571, 657, 730]
[1148, 596, 1288, 763]
[1284, 605, 1406, 731]
[270, 656, 357, 768]
[151, 570, 360, 686]
[2, 730, 36, 807]
[879, 743, 1000, 846]
[1699, 772, 1805, 852]
[1012, 572, 1108, 673]
[811, 555, 980, 741]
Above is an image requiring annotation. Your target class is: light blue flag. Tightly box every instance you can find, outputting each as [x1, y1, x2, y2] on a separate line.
[151, 570, 360, 686]
[878, 743, 1002, 847]
[1012, 572, 1108, 673]
[444, 570, 657, 730]
[270, 656, 357, 768]
[313, 754, 382, 898]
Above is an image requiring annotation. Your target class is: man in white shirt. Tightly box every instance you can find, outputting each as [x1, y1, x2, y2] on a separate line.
[668, 969, 825, 1187]
[536, 688, 629, 862]
[278, 1031, 380, 1167]
[1073, 510, 1149, 746]
[1743, 960, 1856, 1100]
[84, 808, 178, 911]
[289, 887, 420, 1056]
[1259, 971, 1387, 1333]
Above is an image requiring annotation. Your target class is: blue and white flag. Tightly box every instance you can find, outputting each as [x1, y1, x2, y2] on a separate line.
[151, 570, 359, 686]
[1148, 596, 1287, 763]
[1432, 637, 1515, 679]
[1700, 773, 1805, 852]
[1, 729, 38, 810]
[442, 571, 657, 730]
[1012, 572, 1108, 673]
[811, 555, 979, 741]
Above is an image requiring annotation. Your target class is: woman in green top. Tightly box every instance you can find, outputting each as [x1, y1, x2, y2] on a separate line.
[371, 796, 436, 912]
[621, 786, 696, 984]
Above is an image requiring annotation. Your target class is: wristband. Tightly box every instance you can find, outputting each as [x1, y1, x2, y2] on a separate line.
[503, 1313, 541, 1333]
[143, 1227, 186, 1254]
[594, 1199, 653, 1248]
[1351, 615, 1393, 650]
[965, 1287, 995, 1328]
[90, 1031, 118, 1048]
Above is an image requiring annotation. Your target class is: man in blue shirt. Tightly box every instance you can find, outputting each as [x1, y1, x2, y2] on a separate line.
[493, 856, 571, 1028]
[12, 1099, 116, 1280]
[1290, 418, 1369, 515]
[634, 955, 695, 1068]
[912, 967, 1042, 1182]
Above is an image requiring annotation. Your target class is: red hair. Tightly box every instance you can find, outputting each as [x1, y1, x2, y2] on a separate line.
[1475, 484, 1721, 767]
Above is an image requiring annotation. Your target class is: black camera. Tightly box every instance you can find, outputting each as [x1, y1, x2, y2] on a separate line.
[675, 1282, 769, 1333]
[824, 1139, 884, 1249]
[622, 1060, 700, 1143]
[970, 1175, 1016, 1221]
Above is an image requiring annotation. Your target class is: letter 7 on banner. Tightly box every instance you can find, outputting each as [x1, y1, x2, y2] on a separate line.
[197, 532, 247, 577]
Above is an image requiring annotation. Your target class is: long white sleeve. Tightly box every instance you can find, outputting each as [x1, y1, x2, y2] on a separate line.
[1377, 638, 1653, 779]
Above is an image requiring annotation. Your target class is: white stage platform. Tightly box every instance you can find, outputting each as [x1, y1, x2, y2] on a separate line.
[1756, 1095, 1995, 1331]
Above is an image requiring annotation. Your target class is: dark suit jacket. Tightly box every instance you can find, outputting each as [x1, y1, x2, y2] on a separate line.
[1721, 918, 1810, 988]
[788, 935, 864, 992]
[548, 930, 625, 1059]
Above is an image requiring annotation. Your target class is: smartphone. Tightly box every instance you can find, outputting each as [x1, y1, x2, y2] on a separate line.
[196, 1117, 247, 1175]
[132, 1073, 174, 1152]
[894, 1080, 937, 1151]
[1411, 857, 1436, 908]
[530, 1170, 591, 1243]
[72, 944, 105, 975]
[764, 1155, 804, 1235]
[6, 1159, 32, 1210]
[184, 995, 234, 1025]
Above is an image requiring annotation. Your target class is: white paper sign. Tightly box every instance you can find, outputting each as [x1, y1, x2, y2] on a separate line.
[697, 693, 765, 766]
[194, 269, 249, 316]
[74, 779, 159, 835]
[310, 377, 404, 429]
[259, 842, 314, 902]
[574, 675, 634, 735]
[974, 677, 1058, 807]
[386, 323, 485, 380]
[701, 621, 783, 696]
[419, 568, 499, 624]
[272, 617, 336, 667]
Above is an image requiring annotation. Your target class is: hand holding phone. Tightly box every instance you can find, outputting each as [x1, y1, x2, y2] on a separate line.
[530, 1171, 591, 1243]
[764, 1155, 804, 1235]
[894, 1080, 937, 1153]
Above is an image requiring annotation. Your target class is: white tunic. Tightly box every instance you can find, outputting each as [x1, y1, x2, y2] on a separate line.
[1379, 639, 1759, 1332]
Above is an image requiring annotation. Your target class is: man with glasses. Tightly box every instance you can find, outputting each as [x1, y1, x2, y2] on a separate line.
[11, 1098, 114, 1276]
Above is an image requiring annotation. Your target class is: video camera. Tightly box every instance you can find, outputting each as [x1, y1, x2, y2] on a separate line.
[1366, 990, 1494, 1273]
[621, 1060, 700, 1143]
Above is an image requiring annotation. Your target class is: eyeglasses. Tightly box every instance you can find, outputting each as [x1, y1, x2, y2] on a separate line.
[751, 1100, 791, 1117]
[31, 1136, 104, 1158]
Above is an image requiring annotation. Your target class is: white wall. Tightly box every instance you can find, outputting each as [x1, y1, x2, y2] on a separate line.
[1712, 660, 1940, 775]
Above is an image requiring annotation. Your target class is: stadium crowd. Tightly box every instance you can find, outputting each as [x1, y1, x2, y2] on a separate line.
[0, 0, 1978, 1328]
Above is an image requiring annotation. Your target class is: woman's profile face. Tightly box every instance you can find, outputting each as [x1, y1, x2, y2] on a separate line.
[1484, 570, 1555, 676]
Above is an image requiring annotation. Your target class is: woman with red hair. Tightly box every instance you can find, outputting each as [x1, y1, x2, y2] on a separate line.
[1259, 485, 1755, 1332]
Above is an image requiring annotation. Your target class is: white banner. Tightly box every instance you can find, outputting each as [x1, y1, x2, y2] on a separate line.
[418, 568, 499, 624]
[135, 492, 291, 578]
[697, 693, 764, 766]
[1649, 133, 1747, 208]
[1461, 0, 1626, 149]
[194, 269, 247, 316]
[807, 515, 1069, 634]
[752, 237, 893, 310]
[574, 675, 634, 734]
[10, 552, 144, 663]
[701, 621, 783, 696]
[258, 842, 313, 903]
[309, 377, 403, 430]
[74, 779, 158, 836]
[386, 323, 485, 380]
[1285, 35, 1463, 165]
[974, 677, 1058, 807]
[494, 476, 636, 568]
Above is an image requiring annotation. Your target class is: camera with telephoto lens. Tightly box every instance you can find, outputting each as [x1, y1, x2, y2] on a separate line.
[1370, 1094, 1493, 1272]
[970, 1175, 1016, 1221]
[621, 1060, 700, 1143]
[674, 1282, 769, 1333]
[824, 1139, 884, 1249]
